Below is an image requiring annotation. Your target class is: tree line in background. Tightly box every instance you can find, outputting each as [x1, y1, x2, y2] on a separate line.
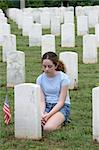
[0, 0, 99, 11]
[25, 0, 99, 7]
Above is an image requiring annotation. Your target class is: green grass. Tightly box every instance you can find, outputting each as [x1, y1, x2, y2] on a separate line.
[0, 18, 99, 150]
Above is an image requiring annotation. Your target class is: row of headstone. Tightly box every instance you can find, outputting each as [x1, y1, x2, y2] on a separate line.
[76, 7, 98, 63]
[77, 17, 99, 50]
[29, 23, 75, 49]
[6, 6, 99, 65]
[76, 6, 99, 27]
[0, 9, 31, 139]
[0, 11, 76, 90]
[41, 25, 98, 66]
[5, 7, 98, 90]
[6, 8, 75, 49]
[5, 8, 98, 89]
[7, 7, 74, 26]
[2, 34, 25, 87]
[6, 7, 99, 51]
[76, 7, 99, 143]
[41, 32, 97, 89]
[0, 10, 25, 88]
[7, 6, 99, 31]
[3, 35, 77, 90]
[29, 22, 75, 48]
[75, 6, 99, 61]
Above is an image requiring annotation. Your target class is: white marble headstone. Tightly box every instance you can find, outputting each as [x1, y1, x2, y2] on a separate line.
[51, 16, 60, 36]
[2, 34, 16, 62]
[29, 23, 42, 47]
[14, 83, 42, 139]
[7, 51, 25, 87]
[61, 23, 75, 47]
[40, 11, 50, 29]
[32, 10, 41, 23]
[59, 51, 78, 89]
[92, 86, 99, 143]
[75, 6, 84, 16]
[95, 24, 99, 47]
[88, 10, 98, 28]
[22, 16, 33, 36]
[77, 15, 88, 36]
[0, 23, 11, 46]
[41, 34, 55, 56]
[64, 11, 74, 24]
[1, 23, 11, 35]
[83, 34, 97, 64]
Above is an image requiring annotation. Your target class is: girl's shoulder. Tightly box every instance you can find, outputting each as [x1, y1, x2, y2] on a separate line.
[59, 71, 71, 85]
[36, 72, 45, 81]
[59, 71, 69, 80]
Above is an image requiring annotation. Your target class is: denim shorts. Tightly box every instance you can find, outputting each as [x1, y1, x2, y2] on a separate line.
[45, 103, 70, 122]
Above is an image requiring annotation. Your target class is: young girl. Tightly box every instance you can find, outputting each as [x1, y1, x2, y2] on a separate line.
[36, 52, 71, 131]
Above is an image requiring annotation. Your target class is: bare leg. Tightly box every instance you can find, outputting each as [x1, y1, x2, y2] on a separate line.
[43, 112, 65, 131]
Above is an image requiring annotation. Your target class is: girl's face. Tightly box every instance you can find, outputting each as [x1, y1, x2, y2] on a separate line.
[42, 59, 57, 77]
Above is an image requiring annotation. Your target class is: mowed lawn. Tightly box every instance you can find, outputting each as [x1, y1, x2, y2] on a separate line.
[0, 17, 99, 150]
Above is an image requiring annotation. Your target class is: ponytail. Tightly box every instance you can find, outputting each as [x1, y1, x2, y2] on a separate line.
[56, 60, 66, 73]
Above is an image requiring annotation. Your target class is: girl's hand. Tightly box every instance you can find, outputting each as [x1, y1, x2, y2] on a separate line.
[42, 113, 51, 122]
[41, 112, 50, 126]
[41, 112, 48, 126]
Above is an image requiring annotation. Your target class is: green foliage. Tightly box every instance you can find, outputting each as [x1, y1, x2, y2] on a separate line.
[26, 0, 62, 7]
[93, 0, 99, 5]
[0, 0, 99, 9]
[43, 0, 62, 7]
[68, 0, 93, 6]
[25, 0, 99, 7]
[0, 0, 9, 11]
[9, 0, 20, 8]
[26, 0, 44, 8]
[0, 0, 20, 10]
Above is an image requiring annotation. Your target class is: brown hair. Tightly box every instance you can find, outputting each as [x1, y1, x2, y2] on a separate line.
[42, 52, 66, 73]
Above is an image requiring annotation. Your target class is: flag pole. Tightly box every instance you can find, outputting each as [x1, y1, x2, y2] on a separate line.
[0, 46, 2, 62]
[5, 84, 8, 100]
[6, 84, 8, 95]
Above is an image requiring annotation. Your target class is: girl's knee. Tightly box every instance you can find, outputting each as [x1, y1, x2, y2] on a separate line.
[43, 124, 56, 131]
[43, 124, 60, 131]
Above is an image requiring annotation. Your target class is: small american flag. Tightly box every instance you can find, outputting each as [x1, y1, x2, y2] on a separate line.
[3, 94, 11, 125]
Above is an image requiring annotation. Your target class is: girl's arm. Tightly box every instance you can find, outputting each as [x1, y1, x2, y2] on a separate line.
[40, 87, 46, 116]
[40, 87, 48, 126]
